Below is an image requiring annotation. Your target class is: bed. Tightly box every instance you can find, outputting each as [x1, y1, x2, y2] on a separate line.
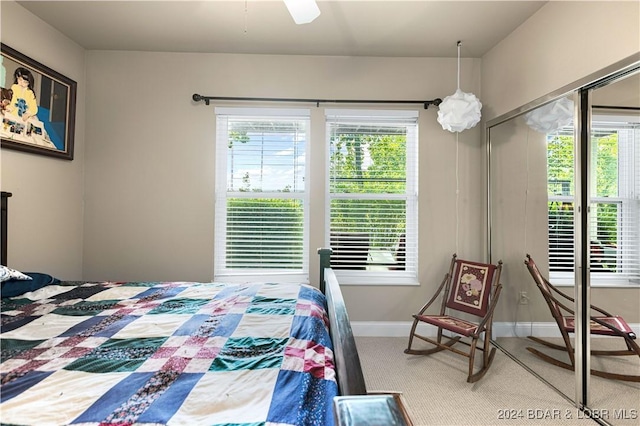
[0, 191, 381, 426]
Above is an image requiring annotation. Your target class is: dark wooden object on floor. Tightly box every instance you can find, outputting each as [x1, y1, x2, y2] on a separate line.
[405, 254, 503, 382]
[1, 191, 12, 266]
[524, 254, 640, 382]
[334, 392, 414, 426]
[320, 248, 367, 396]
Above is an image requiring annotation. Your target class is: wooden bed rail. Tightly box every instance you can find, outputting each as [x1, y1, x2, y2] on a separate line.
[318, 248, 367, 396]
[1, 191, 11, 266]
[318, 248, 332, 294]
[318, 249, 413, 424]
[325, 267, 367, 395]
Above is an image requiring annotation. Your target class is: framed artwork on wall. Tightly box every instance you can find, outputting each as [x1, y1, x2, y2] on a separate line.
[1, 43, 77, 160]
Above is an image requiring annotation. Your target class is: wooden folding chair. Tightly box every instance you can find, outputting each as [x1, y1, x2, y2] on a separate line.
[524, 254, 640, 382]
[405, 254, 503, 382]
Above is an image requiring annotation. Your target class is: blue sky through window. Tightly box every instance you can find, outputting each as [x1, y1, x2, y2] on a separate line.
[227, 125, 306, 193]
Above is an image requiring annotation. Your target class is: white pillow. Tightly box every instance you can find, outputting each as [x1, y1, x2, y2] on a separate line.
[0, 265, 33, 282]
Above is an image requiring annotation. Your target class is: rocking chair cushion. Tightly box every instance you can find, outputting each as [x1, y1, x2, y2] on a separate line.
[414, 314, 481, 337]
[446, 260, 496, 317]
[562, 315, 636, 338]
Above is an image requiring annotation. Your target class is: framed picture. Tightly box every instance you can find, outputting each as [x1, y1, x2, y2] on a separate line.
[1, 44, 77, 160]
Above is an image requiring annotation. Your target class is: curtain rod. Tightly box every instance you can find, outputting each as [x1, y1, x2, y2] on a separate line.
[192, 94, 442, 109]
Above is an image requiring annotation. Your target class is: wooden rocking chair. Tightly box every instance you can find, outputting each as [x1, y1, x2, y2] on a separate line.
[405, 254, 503, 382]
[524, 254, 640, 382]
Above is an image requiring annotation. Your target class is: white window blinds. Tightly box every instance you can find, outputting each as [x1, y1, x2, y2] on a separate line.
[215, 108, 310, 277]
[325, 109, 418, 278]
[548, 119, 640, 283]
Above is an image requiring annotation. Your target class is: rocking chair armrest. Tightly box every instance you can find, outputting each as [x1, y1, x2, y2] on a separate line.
[471, 283, 503, 337]
[548, 289, 631, 337]
[588, 304, 614, 317]
[548, 292, 576, 316]
[416, 273, 450, 316]
[547, 282, 614, 317]
[548, 280, 574, 302]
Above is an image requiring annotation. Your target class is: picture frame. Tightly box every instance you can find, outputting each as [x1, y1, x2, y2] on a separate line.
[1, 44, 77, 160]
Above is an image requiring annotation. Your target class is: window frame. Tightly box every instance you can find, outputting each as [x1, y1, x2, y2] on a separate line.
[548, 116, 640, 287]
[214, 107, 311, 282]
[324, 109, 419, 286]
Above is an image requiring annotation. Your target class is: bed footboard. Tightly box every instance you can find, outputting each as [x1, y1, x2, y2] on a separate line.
[317, 249, 414, 425]
[318, 248, 366, 396]
[1, 191, 12, 266]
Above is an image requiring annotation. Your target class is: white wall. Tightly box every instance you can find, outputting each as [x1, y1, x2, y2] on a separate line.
[482, 1, 640, 121]
[1, 1, 486, 322]
[4, 0, 638, 323]
[488, 109, 563, 325]
[82, 51, 485, 322]
[483, 1, 640, 325]
[0, 1, 85, 279]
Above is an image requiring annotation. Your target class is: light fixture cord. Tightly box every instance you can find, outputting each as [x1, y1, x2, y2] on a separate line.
[455, 40, 461, 254]
[244, 0, 248, 33]
[524, 128, 530, 255]
[456, 132, 460, 255]
[521, 127, 532, 338]
[456, 41, 461, 91]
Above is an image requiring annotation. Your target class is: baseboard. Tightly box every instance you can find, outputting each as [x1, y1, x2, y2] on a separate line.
[351, 321, 640, 338]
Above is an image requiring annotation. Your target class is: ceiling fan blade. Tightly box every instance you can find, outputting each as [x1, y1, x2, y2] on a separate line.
[283, 0, 321, 24]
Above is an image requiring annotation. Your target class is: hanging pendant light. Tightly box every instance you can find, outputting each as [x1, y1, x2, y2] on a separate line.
[284, 0, 321, 24]
[524, 96, 574, 133]
[437, 41, 482, 133]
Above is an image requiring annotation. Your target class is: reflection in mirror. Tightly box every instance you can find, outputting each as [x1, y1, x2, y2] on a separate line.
[529, 78, 640, 414]
[490, 95, 579, 402]
[489, 71, 640, 422]
[587, 72, 639, 422]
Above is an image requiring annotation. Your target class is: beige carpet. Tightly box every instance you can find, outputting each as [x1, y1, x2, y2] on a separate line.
[355, 337, 639, 426]
[497, 336, 640, 424]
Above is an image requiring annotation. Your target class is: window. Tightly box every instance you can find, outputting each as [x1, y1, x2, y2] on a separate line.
[215, 108, 309, 278]
[326, 109, 418, 283]
[548, 116, 640, 284]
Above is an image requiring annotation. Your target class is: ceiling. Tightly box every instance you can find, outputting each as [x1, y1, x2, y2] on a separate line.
[16, 1, 548, 58]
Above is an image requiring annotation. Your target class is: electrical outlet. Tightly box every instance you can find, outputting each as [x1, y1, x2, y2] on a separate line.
[518, 291, 529, 305]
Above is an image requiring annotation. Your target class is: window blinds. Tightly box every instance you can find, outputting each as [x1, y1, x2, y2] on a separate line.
[548, 121, 639, 282]
[325, 109, 418, 276]
[215, 108, 310, 276]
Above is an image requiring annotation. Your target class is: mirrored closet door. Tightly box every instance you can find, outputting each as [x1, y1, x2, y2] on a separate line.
[582, 70, 639, 422]
[487, 58, 639, 421]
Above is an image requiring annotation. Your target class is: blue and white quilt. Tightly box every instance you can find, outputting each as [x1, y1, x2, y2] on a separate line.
[0, 281, 338, 425]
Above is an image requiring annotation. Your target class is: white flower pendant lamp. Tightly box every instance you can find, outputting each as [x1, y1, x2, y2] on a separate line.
[437, 41, 482, 132]
[524, 97, 574, 133]
[284, 0, 321, 24]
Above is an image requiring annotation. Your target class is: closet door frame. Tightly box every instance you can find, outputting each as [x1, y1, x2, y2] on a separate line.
[486, 53, 640, 410]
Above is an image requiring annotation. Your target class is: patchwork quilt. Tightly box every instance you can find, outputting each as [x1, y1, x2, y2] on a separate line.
[0, 281, 338, 425]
